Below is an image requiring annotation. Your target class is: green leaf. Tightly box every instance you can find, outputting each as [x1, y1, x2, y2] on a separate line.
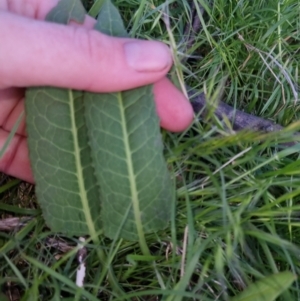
[230, 271, 296, 301]
[94, 0, 128, 37]
[84, 87, 173, 240]
[45, 0, 86, 24]
[25, 0, 173, 240]
[25, 88, 101, 237]
[86, 0, 173, 241]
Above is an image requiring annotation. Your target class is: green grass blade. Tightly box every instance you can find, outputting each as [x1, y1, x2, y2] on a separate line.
[87, 0, 105, 18]
[0, 203, 40, 215]
[22, 255, 100, 301]
[0, 178, 20, 193]
[0, 112, 24, 160]
[230, 271, 296, 301]
[3, 254, 28, 289]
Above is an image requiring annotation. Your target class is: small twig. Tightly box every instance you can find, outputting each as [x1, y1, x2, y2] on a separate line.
[180, 225, 188, 278]
[45, 237, 74, 253]
[0, 217, 32, 231]
[76, 237, 87, 287]
[188, 88, 300, 146]
[188, 88, 299, 145]
[188, 89, 284, 132]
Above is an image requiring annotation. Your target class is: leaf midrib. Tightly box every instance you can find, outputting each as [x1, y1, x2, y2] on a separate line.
[117, 92, 146, 243]
[69, 90, 97, 238]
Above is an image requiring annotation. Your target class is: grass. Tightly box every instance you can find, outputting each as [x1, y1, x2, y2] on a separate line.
[1, 0, 300, 300]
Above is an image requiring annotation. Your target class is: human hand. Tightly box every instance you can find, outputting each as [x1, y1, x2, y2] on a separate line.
[0, 0, 193, 183]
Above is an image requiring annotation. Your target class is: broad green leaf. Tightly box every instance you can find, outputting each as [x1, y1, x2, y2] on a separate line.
[230, 271, 296, 301]
[94, 0, 128, 37]
[85, 87, 173, 240]
[45, 0, 86, 24]
[84, 0, 173, 240]
[25, 88, 101, 236]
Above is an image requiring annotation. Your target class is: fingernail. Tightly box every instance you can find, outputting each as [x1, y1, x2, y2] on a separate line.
[124, 41, 172, 72]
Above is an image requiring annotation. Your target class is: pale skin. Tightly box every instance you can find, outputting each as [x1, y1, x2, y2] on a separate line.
[0, 0, 194, 183]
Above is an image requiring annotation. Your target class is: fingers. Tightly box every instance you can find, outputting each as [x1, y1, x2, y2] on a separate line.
[0, 0, 193, 183]
[0, 80, 194, 135]
[0, 130, 34, 183]
[154, 78, 194, 132]
[0, 77, 193, 183]
[0, 11, 172, 92]
[0, 90, 30, 181]
[0, 88, 26, 135]
[1, 0, 59, 19]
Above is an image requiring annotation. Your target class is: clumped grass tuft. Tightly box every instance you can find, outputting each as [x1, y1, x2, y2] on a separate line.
[1, 0, 300, 300]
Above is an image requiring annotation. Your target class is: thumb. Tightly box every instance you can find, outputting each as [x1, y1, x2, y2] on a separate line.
[0, 11, 172, 92]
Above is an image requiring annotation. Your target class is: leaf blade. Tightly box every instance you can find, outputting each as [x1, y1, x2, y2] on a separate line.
[82, 0, 173, 240]
[25, 88, 101, 236]
[94, 0, 129, 37]
[84, 87, 173, 241]
[45, 0, 86, 24]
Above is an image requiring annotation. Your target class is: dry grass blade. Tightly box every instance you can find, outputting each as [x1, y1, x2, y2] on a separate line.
[0, 217, 32, 231]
